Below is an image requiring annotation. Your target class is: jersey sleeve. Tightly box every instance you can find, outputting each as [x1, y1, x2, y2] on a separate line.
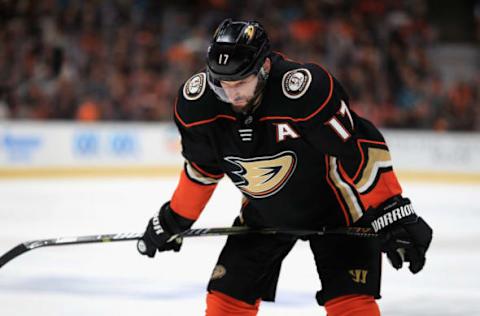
[173, 80, 225, 177]
[169, 87, 225, 221]
[297, 64, 358, 158]
[174, 115, 224, 175]
[298, 65, 403, 222]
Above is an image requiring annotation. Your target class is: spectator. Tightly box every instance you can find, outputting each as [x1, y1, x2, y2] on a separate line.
[0, 0, 478, 130]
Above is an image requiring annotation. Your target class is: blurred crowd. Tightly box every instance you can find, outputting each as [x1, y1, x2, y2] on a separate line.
[0, 0, 479, 130]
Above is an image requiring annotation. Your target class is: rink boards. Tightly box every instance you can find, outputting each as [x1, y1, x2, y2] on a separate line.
[0, 122, 479, 183]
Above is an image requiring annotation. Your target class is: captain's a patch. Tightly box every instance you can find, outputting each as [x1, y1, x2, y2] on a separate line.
[183, 72, 207, 101]
[281, 68, 312, 99]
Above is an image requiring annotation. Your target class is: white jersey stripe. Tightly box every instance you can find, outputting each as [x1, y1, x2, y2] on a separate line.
[185, 161, 221, 185]
[329, 156, 363, 222]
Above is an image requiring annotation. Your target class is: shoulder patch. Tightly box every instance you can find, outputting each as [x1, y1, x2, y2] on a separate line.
[281, 68, 312, 99]
[183, 72, 207, 101]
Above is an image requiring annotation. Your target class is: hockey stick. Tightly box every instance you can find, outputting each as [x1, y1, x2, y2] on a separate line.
[0, 226, 376, 269]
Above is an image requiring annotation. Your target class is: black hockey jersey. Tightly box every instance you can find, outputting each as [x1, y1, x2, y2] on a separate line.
[173, 53, 402, 229]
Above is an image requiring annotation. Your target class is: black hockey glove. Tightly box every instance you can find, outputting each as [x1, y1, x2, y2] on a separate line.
[358, 196, 433, 273]
[137, 202, 194, 258]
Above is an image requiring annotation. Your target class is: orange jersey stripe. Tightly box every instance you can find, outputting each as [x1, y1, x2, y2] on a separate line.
[170, 170, 217, 220]
[191, 161, 224, 179]
[259, 65, 333, 123]
[174, 97, 237, 128]
[360, 170, 402, 210]
[272, 50, 297, 62]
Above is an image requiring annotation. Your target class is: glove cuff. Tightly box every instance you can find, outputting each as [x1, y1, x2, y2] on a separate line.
[361, 196, 418, 232]
[158, 202, 195, 235]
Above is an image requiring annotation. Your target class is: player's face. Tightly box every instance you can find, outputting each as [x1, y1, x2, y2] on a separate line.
[220, 74, 259, 112]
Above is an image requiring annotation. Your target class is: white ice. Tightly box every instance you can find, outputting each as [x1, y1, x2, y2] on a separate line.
[0, 177, 479, 315]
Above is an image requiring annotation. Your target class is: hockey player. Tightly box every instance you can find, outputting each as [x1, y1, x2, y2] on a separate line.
[137, 19, 433, 315]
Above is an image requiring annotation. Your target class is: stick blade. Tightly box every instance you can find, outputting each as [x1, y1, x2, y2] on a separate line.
[0, 244, 29, 269]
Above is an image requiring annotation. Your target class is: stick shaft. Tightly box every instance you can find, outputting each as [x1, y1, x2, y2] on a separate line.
[0, 226, 376, 269]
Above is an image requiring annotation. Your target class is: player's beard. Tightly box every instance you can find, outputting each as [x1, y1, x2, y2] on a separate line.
[231, 96, 255, 113]
[231, 94, 263, 114]
[230, 77, 266, 115]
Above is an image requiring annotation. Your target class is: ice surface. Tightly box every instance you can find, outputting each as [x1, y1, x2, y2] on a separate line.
[0, 178, 479, 315]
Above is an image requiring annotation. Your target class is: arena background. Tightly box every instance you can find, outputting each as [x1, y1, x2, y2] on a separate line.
[0, 1, 479, 315]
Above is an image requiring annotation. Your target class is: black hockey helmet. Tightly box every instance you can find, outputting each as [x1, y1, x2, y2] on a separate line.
[206, 19, 271, 104]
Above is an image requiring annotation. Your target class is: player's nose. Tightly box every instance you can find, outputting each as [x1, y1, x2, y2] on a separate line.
[225, 87, 241, 99]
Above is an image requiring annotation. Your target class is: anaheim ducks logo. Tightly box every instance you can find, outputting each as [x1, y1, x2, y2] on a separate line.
[224, 151, 297, 198]
[244, 25, 255, 42]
